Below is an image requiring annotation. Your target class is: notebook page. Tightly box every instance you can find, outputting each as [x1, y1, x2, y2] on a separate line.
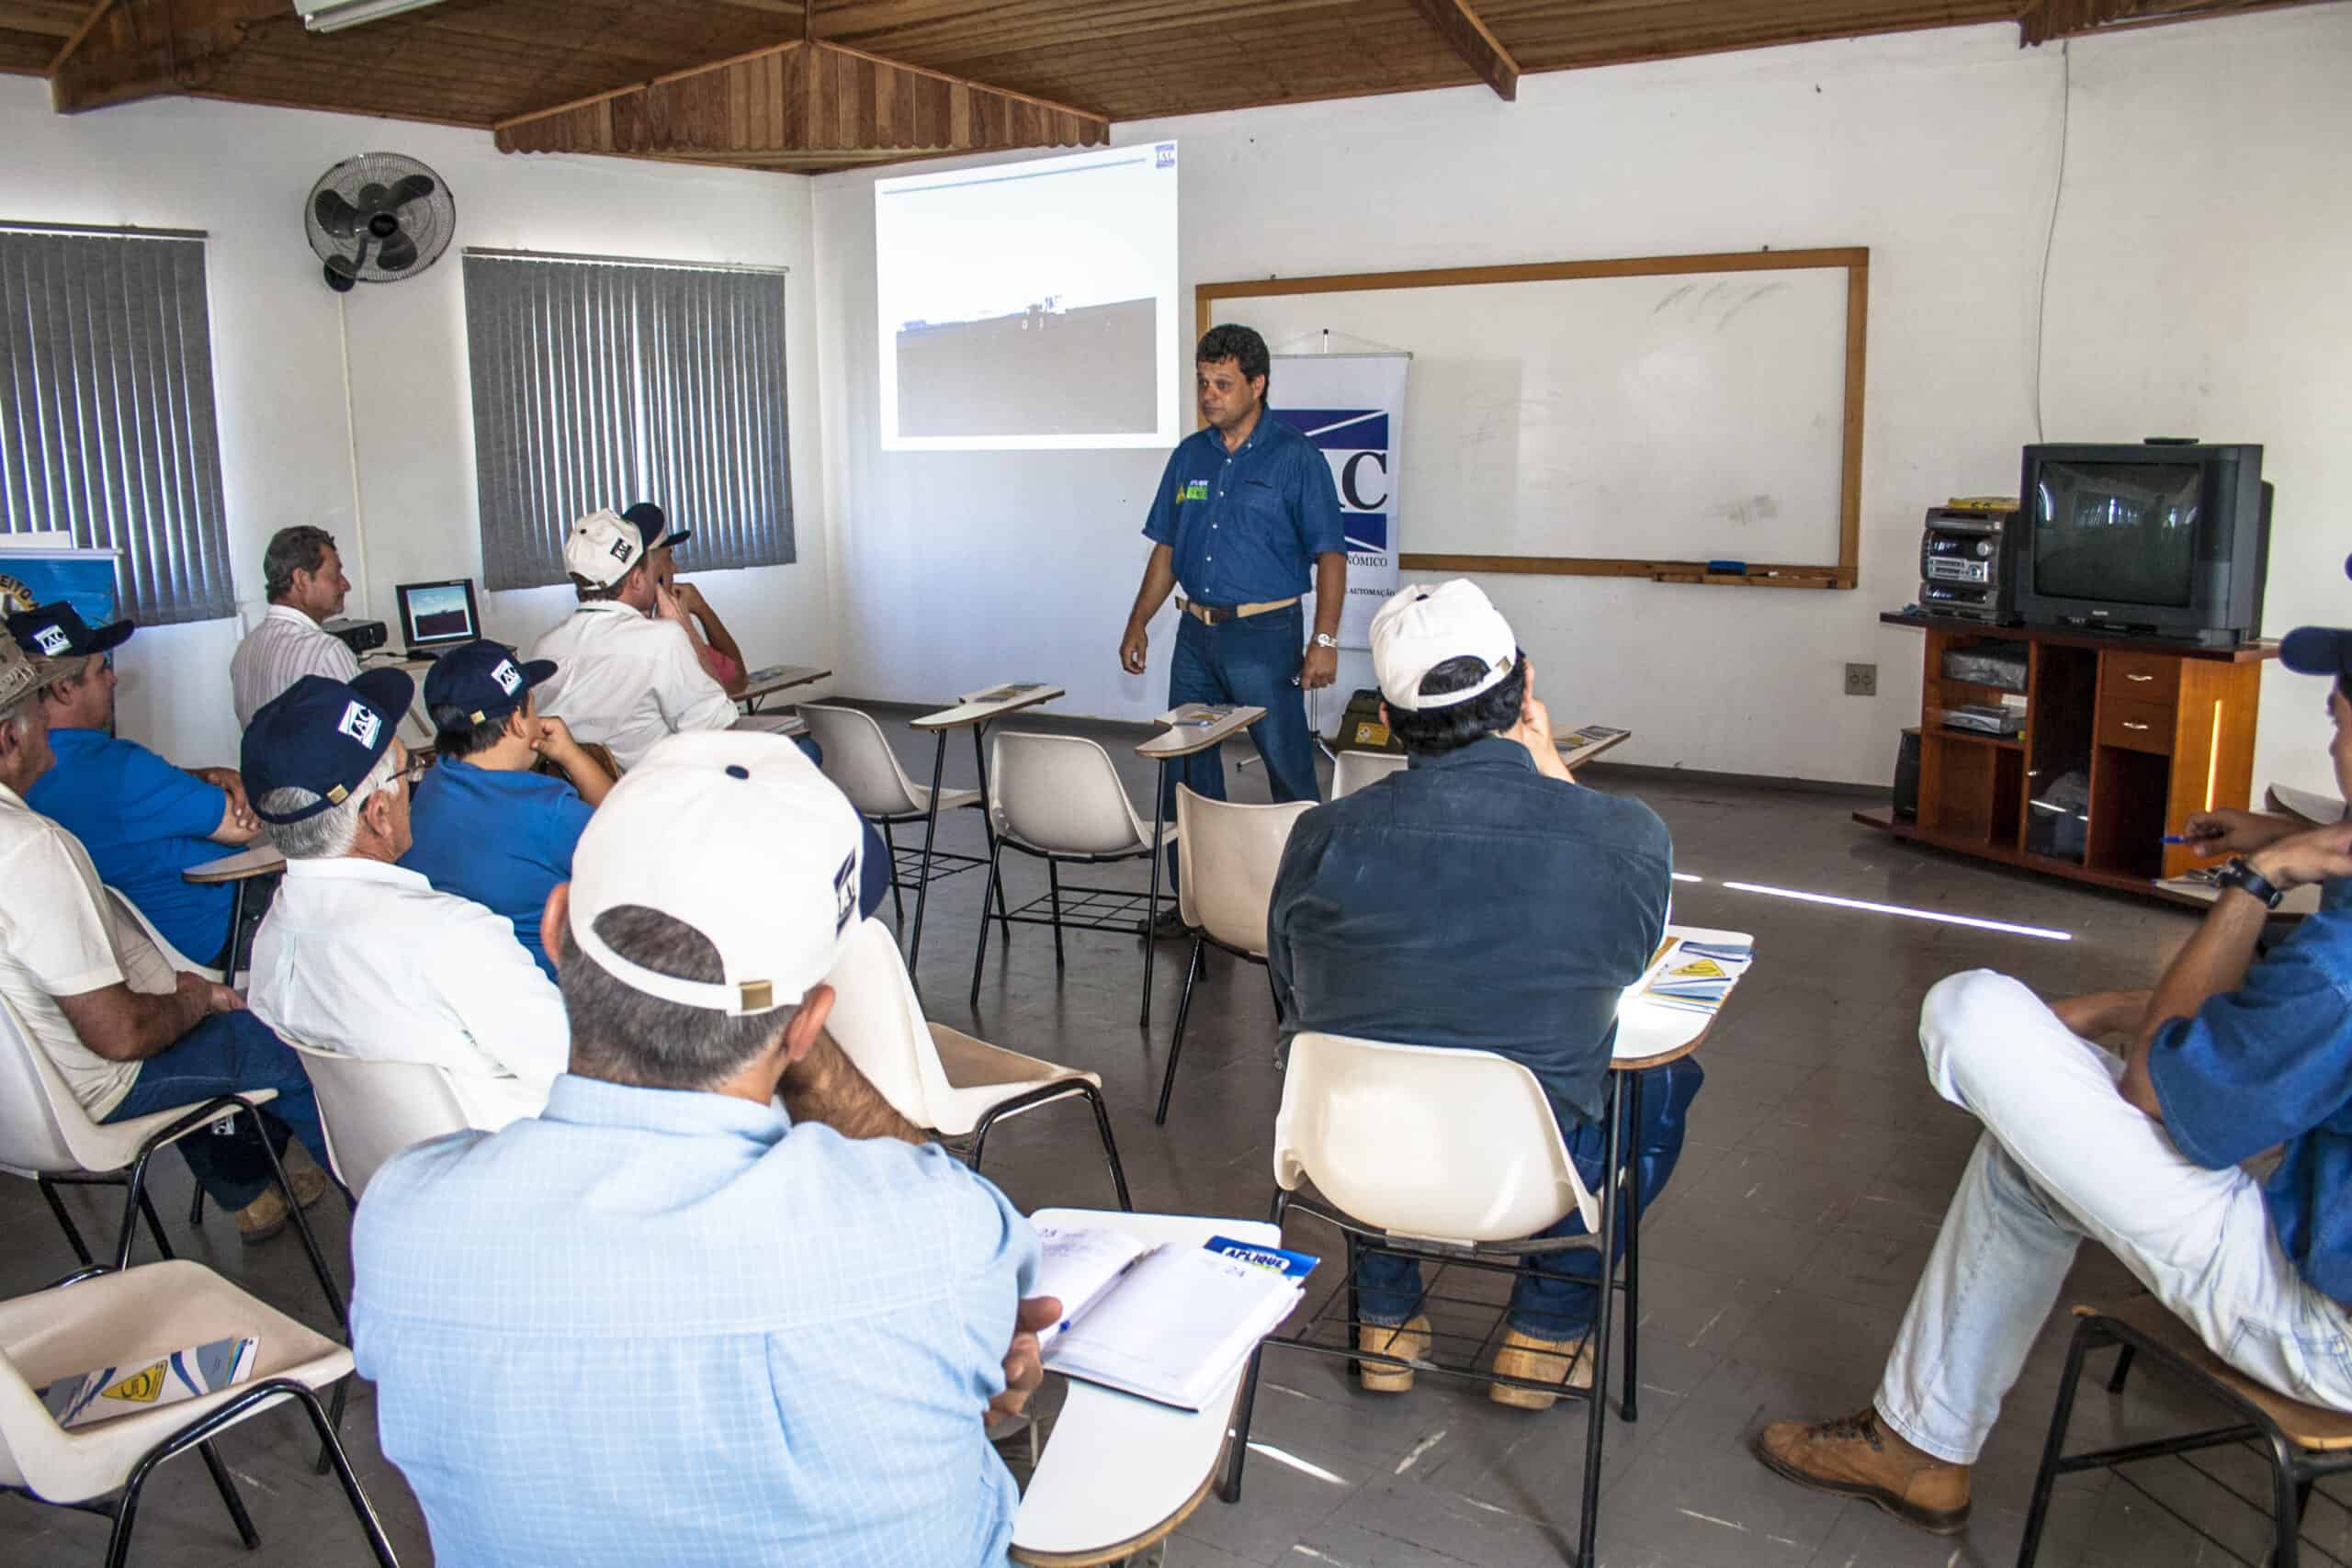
[1031, 1225, 1155, 1350]
[1043, 1246, 1302, 1409]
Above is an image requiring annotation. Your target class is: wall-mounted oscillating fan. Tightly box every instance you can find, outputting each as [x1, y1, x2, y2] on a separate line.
[304, 152, 455, 293]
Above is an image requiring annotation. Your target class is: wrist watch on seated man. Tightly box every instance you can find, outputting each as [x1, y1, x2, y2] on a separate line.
[2215, 854, 2287, 909]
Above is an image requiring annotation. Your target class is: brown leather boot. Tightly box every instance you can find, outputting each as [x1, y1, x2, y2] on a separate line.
[1753, 1408, 1971, 1535]
[1488, 1327, 1593, 1411]
[1355, 1316, 1430, 1393]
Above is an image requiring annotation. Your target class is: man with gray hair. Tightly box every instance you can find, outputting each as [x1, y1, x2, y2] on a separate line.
[231, 525, 358, 730]
[0, 636, 331, 1244]
[242, 670, 568, 1127]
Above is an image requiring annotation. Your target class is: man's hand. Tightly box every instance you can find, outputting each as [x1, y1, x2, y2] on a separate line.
[2249, 821, 2352, 892]
[2180, 807, 2301, 859]
[670, 581, 709, 619]
[1120, 623, 1149, 676]
[531, 715, 584, 761]
[2051, 989, 2150, 1040]
[197, 768, 260, 832]
[173, 971, 243, 1022]
[1513, 666, 1576, 784]
[1300, 643, 1338, 691]
[988, 1295, 1063, 1425]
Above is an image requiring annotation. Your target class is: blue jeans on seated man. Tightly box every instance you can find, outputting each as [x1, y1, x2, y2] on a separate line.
[1159, 604, 1321, 884]
[100, 1009, 332, 1211]
[1356, 1056, 1704, 1341]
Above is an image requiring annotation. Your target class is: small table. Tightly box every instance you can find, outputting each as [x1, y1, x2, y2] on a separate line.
[1557, 725, 1632, 772]
[1012, 1208, 1283, 1567]
[184, 843, 290, 969]
[735, 663, 831, 714]
[903, 683, 1066, 971]
[1130, 705, 1265, 1029]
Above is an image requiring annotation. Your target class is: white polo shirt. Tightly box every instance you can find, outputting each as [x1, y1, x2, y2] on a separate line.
[232, 604, 360, 730]
[247, 858, 569, 1130]
[0, 783, 174, 1118]
[527, 601, 739, 773]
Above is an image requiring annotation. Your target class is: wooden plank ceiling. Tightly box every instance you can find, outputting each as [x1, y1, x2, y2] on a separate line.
[7, 0, 2330, 174]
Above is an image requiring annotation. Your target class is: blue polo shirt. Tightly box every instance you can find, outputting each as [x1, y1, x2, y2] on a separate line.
[1267, 736, 1673, 1126]
[401, 759, 594, 983]
[27, 728, 232, 964]
[2148, 875, 2352, 1303]
[1141, 414, 1345, 605]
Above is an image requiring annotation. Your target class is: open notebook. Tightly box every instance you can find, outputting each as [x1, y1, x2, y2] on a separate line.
[1033, 1224, 1316, 1411]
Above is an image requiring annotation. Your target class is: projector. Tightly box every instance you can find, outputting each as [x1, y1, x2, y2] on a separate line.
[1943, 703, 2022, 738]
[323, 617, 388, 656]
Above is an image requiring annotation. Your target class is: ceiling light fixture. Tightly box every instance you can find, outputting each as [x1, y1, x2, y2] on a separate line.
[295, 0, 451, 33]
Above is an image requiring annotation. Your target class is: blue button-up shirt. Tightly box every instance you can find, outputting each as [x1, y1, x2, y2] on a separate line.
[1267, 737, 1673, 1126]
[1141, 413, 1345, 605]
[352, 1074, 1040, 1568]
[2149, 875, 2352, 1303]
[27, 727, 232, 964]
[400, 758, 594, 983]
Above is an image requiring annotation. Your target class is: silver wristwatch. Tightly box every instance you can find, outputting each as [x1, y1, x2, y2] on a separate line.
[1312, 633, 1339, 650]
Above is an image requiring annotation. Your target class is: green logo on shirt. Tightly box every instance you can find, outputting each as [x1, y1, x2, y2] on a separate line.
[1178, 479, 1210, 504]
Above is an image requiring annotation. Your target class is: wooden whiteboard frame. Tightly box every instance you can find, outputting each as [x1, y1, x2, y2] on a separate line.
[1196, 246, 1867, 590]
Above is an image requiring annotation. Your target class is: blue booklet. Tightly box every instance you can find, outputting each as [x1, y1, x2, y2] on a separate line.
[1205, 1235, 1320, 1281]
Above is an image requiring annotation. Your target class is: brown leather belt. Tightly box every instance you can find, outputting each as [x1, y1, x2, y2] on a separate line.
[1181, 596, 1298, 626]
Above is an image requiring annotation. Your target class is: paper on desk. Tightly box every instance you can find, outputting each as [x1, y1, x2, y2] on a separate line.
[1042, 1247, 1303, 1412]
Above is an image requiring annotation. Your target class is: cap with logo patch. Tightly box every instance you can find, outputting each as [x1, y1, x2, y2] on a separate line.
[241, 669, 415, 825]
[9, 601, 134, 677]
[0, 634, 39, 713]
[621, 502, 692, 553]
[423, 639, 556, 728]
[563, 508, 650, 590]
[568, 729, 864, 1018]
[1369, 579, 1521, 712]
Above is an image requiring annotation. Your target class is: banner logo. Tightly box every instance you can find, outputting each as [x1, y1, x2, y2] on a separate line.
[1279, 408, 1390, 554]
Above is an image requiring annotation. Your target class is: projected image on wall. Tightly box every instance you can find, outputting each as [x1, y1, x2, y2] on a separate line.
[876, 141, 1180, 451]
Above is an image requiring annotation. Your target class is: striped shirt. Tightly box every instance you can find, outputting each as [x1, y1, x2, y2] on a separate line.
[230, 604, 358, 730]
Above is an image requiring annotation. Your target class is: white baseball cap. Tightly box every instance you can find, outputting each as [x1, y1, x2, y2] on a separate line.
[563, 507, 648, 590]
[567, 730, 865, 1017]
[1369, 580, 1520, 711]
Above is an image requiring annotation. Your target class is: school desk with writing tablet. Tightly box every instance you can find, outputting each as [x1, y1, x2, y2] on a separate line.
[734, 663, 831, 713]
[896, 683, 1068, 971]
[1012, 1208, 1285, 1567]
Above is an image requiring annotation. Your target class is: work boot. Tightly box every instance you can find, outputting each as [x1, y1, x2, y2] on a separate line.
[234, 1163, 330, 1245]
[1355, 1315, 1430, 1393]
[1488, 1327, 1593, 1411]
[1753, 1407, 1972, 1535]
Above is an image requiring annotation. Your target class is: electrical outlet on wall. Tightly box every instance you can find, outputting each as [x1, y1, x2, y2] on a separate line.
[1845, 662, 1877, 697]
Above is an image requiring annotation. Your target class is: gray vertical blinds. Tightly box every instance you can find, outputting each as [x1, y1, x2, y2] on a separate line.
[463, 253, 794, 591]
[0, 230, 235, 625]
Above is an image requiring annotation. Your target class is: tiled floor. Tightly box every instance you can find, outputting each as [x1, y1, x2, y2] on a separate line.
[1, 702, 2329, 1567]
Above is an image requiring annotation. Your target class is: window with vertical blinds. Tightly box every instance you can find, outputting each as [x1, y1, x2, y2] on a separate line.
[0, 228, 236, 625]
[462, 253, 795, 592]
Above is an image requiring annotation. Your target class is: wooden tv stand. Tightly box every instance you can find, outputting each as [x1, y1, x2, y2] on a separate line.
[1854, 614, 2276, 897]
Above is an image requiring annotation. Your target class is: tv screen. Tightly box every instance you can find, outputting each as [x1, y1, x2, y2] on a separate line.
[398, 580, 479, 647]
[2030, 459, 2199, 608]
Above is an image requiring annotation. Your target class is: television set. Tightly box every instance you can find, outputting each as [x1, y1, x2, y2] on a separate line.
[2011, 442, 2270, 648]
[395, 578, 481, 652]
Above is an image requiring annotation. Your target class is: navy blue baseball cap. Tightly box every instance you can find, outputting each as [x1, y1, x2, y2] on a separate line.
[242, 669, 414, 825]
[423, 639, 555, 728]
[8, 600, 133, 664]
[622, 502, 691, 551]
[2280, 628, 2352, 685]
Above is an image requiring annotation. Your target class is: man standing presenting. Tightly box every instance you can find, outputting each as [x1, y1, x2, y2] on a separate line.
[231, 526, 357, 729]
[1121, 324, 1345, 919]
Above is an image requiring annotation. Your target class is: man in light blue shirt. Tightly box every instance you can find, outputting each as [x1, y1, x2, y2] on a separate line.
[354, 730, 1052, 1567]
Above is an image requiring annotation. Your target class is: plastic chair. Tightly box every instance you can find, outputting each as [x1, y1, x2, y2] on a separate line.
[102, 889, 224, 987]
[0, 1260, 396, 1568]
[826, 920, 1129, 1210]
[1153, 788, 1311, 1125]
[969, 731, 1175, 1022]
[278, 1042, 480, 1201]
[797, 703, 989, 941]
[1223, 1032, 1624, 1568]
[2020, 1292, 2352, 1568]
[1330, 748, 1407, 800]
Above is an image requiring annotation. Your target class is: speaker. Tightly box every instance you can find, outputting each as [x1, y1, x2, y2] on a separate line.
[1893, 729, 1921, 819]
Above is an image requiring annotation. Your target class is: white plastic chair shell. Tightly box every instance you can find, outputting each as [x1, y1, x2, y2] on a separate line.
[1174, 788, 1312, 956]
[989, 731, 1170, 859]
[278, 1040, 481, 1200]
[0, 1260, 349, 1504]
[1330, 749, 1408, 800]
[104, 886, 225, 986]
[798, 703, 981, 819]
[1272, 1032, 1598, 1244]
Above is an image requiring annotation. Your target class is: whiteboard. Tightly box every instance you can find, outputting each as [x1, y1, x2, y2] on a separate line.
[1210, 254, 1861, 578]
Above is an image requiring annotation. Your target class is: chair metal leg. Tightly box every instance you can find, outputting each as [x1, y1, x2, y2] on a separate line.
[1047, 859, 1067, 970]
[970, 840, 1006, 1007]
[1080, 1082, 1134, 1211]
[38, 1178, 94, 1267]
[2270, 1435, 2304, 1568]
[880, 818, 906, 928]
[314, 1375, 351, 1475]
[910, 734, 950, 972]
[138, 1188, 176, 1263]
[1621, 1069, 1645, 1425]
[2107, 1344, 2135, 1394]
[974, 726, 1012, 936]
[296, 1383, 402, 1568]
[197, 1438, 262, 1550]
[1219, 1345, 1266, 1506]
[243, 1115, 347, 1332]
[1141, 761, 1167, 1029]
[1571, 1073, 1627, 1568]
[188, 1185, 206, 1229]
[1153, 938, 1206, 1126]
[2018, 1320, 2098, 1566]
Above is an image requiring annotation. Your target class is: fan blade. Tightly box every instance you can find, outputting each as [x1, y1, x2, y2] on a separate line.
[324, 249, 361, 280]
[376, 231, 419, 273]
[355, 181, 392, 213]
[386, 173, 437, 209]
[314, 188, 361, 239]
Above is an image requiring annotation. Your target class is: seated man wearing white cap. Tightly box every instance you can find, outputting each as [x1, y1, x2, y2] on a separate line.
[526, 507, 743, 773]
[243, 670, 569, 1128]
[351, 730, 1056, 1566]
[1266, 580, 1701, 1408]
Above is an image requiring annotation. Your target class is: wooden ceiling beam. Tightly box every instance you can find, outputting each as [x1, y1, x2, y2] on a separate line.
[1403, 0, 1521, 97]
[49, 0, 281, 114]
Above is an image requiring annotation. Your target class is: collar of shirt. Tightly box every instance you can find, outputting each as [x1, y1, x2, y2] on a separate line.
[540, 1072, 791, 1145]
[265, 603, 327, 632]
[283, 856, 433, 893]
[1407, 735, 1540, 776]
[0, 780, 28, 814]
[573, 601, 646, 623]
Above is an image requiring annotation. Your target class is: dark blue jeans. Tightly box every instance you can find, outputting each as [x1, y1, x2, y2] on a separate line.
[1161, 604, 1321, 881]
[1357, 1055, 1704, 1339]
[101, 1009, 330, 1210]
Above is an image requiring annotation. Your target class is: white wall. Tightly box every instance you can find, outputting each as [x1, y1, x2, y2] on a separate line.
[0, 77, 832, 770]
[812, 6, 2352, 791]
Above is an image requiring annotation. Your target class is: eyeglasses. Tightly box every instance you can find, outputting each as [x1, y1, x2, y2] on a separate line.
[392, 755, 430, 789]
